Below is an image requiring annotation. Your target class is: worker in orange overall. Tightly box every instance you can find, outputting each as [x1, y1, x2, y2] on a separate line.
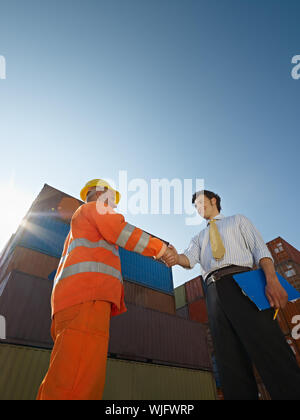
[37, 179, 170, 400]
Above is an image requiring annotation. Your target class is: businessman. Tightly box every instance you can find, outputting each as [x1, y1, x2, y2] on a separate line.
[163, 189, 300, 400]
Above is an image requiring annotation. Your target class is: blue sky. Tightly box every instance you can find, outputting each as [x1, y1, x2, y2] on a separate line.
[0, 0, 299, 287]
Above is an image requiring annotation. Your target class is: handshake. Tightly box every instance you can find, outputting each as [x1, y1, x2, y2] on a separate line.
[161, 244, 179, 268]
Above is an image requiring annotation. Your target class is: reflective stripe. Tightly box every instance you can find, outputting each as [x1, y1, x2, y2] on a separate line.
[116, 223, 136, 248]
[54, 238, 121, 288]
[133, 231, 151, 254]
[55, 261, 123, 284]
[68, 238, 119, 257]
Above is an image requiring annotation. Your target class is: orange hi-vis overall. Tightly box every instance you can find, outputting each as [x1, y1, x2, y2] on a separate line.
[37, 201, 166, 400]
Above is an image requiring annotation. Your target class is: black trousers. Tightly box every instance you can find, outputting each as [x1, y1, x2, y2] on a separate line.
[205, 274, 300, 400]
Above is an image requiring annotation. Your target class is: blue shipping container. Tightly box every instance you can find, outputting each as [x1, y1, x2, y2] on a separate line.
[119, 247, 173, 294]
[18, 215, 70, 259]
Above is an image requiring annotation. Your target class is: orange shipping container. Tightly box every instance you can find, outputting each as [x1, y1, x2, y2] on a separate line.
[123, 281, 176, 315]
[185, 276, 204, 303]
[188, 299, 208, 324]
[0, 246, 59, 281]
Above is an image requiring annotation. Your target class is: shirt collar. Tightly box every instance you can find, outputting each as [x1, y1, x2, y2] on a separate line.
[206, 213, 225, 226]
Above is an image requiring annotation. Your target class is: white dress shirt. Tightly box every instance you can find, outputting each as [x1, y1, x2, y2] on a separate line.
[183, 213, 273, 281]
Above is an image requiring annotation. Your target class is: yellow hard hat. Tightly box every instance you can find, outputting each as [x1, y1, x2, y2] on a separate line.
[80, 179, 121, 204]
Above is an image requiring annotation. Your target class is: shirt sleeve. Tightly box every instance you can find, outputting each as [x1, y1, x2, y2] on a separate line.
[238, 214, 274, 266]
[86, 202, 166, 259]
[183, 234, 201, 269]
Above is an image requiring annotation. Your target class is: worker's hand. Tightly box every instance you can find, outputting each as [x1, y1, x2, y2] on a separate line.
[162, 245, 179, 267]
[265, 274, 288, 310]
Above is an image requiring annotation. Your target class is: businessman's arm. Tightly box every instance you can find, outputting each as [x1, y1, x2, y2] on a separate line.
[162, 245, 192, 268]
[260, 257, 288, 310]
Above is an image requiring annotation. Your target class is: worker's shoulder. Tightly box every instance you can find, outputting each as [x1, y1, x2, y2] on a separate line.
[71, 201, 94, 219]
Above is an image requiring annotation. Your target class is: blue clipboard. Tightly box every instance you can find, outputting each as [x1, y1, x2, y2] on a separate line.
[233, 269, 300, 311]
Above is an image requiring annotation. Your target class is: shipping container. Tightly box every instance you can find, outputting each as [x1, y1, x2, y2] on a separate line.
[275, 261, 300, 292]
[267, 237, 300, 266]
[104, 358, 216, 400]
[281, 300, 300, 334]
[119, 247, 173, 294]
[0, 246, 59, 283]
[185, 276, 205, 304]
[123, 280, 175, 315]
[18, 214, 70, 259]
[26, 184, 83, 223]
[174, 284, 187, 309]
[0, 271, 53, 348]
[188, 299, 208, 324]
[0, 344, 217, 400]
[109, 303, 211, 370]
[176, 305, 189, 320]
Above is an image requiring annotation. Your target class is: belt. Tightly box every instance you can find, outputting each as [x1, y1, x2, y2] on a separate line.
[206, 265, 252, 288]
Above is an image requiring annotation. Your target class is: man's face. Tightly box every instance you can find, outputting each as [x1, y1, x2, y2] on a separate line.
[195, 194, 214, 219]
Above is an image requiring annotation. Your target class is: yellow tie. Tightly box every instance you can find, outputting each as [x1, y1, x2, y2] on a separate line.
[209, 219, 226, 260]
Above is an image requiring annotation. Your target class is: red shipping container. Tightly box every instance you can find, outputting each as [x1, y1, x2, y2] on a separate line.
[185, 276, 204, 303]
[281, 300, 300, 333]
[267, 237, 300, 266]
[188, 299, 208, 324]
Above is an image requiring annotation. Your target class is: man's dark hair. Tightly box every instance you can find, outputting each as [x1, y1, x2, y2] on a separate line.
[192, 190, 222, 212]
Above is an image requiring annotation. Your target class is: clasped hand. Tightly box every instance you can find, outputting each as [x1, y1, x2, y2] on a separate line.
[161, 245, 179, 267]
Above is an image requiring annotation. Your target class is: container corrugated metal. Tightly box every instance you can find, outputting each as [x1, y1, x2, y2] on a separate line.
[109, 303, 211, 370]
[119, 247, 173, 294]
[281, 300, 300, 333]
[276, 261, 300, 292]
[185, 276, 204, 303]
[0, 344, 217, 400]
[188, 299, 208, 324]
[176, 305, 189, 319]
[123, 280, 175, 315]
[0, 246, 59, 282]
[18, 214, 70, 259]
[27, 184, 83, 223]
[104, 359, 216, 400]
[0, 271, 53, 348]
[267, 237, 300, 266]
[0, 344, 51, 400]
[174, 284, 186, 309]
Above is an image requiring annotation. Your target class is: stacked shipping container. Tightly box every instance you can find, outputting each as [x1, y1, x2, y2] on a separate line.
[0, 184, 216, 400]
